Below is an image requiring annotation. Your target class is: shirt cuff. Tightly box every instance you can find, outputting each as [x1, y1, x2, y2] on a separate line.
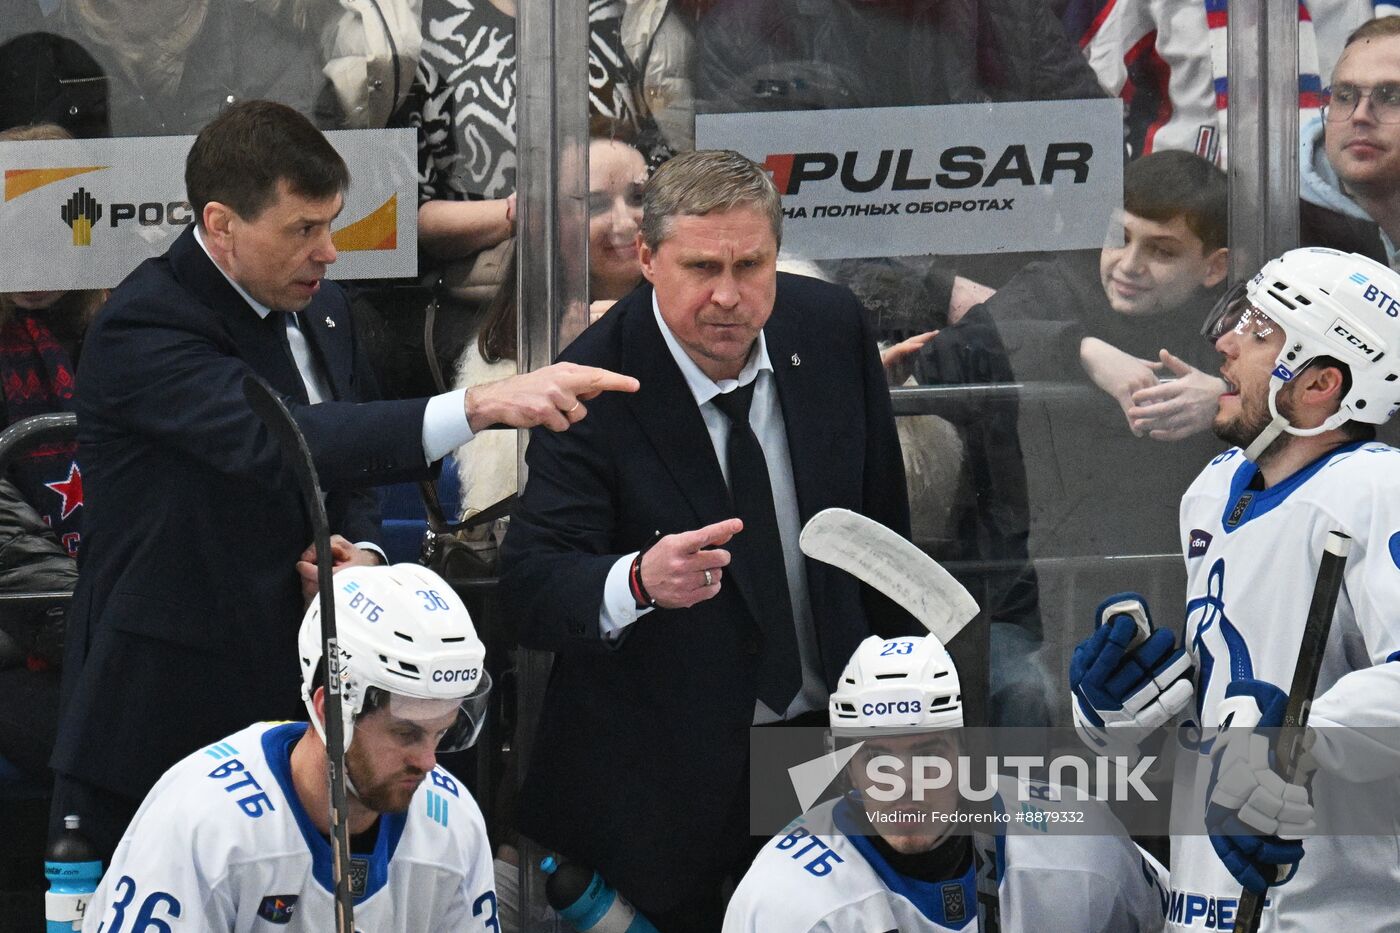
[599, 552, 652, 638]
[423, 388, 475, 463]
[354, 541, 387, 565]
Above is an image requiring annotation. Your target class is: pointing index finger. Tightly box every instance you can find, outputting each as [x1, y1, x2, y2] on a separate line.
[572, 366, 640, 399]
[678, 518, 744, 551]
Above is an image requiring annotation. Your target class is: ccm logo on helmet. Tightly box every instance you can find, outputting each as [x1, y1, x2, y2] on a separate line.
[862, 700, 922, 716]
[1331, 321, 1382, 359]
[432, 668, 479, 684]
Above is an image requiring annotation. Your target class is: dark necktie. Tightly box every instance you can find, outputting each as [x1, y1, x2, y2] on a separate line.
[711, 380, 802, 713]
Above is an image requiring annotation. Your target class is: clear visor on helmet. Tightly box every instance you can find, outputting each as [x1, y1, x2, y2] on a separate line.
[360, 672, 494, 753]
[1201, 282, 1281, 343]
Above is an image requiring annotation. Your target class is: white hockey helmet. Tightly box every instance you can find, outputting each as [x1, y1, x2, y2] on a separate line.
[298, 563, 491, 753]
[829, 635, 962, 735]
[1202, 247, 1400, 459]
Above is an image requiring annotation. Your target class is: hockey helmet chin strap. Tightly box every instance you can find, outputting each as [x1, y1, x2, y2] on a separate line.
[1243, 367, 1352, 462]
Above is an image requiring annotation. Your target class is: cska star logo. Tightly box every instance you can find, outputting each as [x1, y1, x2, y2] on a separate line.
[45, 461, 83, 520]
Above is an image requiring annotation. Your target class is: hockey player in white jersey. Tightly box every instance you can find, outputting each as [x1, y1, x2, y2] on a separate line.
[1070, 247, 1400, 931]
[725, 634, 1167, 933]
[83, 563, 501, 932]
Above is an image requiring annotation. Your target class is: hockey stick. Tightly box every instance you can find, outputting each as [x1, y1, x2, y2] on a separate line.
[243, 375, 356, 933]
[800, 510, 991, 920]
[1233, 530, 1351, 933]
[799, 508, 980, 644]
[972, 833, 1002, 933]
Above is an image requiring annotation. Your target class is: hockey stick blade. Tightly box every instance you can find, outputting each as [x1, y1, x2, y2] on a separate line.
[799, 508, 979, 644]
[243, 375, 356, 933]
[1233, 530, 1351, 933]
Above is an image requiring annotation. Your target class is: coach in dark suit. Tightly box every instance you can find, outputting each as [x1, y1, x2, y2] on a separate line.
[501, 150, 913, 931]
[50, 101, 634, 858]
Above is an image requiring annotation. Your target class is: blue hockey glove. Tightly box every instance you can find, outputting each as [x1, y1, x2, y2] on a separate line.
[1069, 593, 1194, 755]
[1206, 679, 1316, 895]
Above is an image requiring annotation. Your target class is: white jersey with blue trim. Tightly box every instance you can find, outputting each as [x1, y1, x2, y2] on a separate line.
[1168, 441, 1400, 931]
[82, 722, 500, 933]
[723, 785, 1166, 933]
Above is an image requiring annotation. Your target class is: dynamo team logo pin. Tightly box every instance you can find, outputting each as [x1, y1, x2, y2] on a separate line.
[256, 894, 298, 924]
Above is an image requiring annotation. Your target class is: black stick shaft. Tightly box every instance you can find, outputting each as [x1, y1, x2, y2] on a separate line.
[243, 376, 356, 933]
[1233, 530, 1350, 933]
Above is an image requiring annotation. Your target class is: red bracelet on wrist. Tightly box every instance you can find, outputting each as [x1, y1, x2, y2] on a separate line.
[629, 531, 662, 609]
[629, 554, 654, 609]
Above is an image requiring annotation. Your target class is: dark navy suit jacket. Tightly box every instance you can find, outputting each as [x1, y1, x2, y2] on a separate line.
[500, 273, 914, 912]
[53, 226, 431, 799]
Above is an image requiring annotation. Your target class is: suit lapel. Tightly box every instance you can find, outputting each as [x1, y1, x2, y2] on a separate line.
[168, 227, 308, 402]
[619, 294, 733, 529]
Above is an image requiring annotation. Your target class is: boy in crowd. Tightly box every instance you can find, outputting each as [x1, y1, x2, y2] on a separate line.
[932, 148, 1230, 442]
[908, 150, 1230, 728]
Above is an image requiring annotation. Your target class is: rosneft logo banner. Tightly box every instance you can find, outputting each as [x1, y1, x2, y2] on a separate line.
[0, 129, 415, 290]
[696, 100, 1125, 261]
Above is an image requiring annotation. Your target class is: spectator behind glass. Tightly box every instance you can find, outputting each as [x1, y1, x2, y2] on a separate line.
[1302, 15, 1400, 265]
[620, 0, 701, 151]
[930, 151, 1230, 436]
[0, 31, 109, 139]
[346, 58, 519, 402]
[453, 131, 649, 520]
[1068, 0, 1360, 165]
[696, 0, 1104, 112]
[420, 0, 671, 202]
[0, 123, 105, 783]
[58, 0, 335, 135]
[909, 150, 1229, 725]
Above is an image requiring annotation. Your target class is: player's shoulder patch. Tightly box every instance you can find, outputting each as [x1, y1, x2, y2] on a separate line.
[177, 722, 290, 828]
[751, 802, 859, 885]
[406, 766, 490, 860]
[415, 767, 482, 823]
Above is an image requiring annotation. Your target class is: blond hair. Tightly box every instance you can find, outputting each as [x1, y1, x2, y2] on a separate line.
[640, 149, 782, 251]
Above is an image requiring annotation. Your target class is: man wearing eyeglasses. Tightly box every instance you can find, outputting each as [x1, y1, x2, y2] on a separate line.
[1302, 16, 1400, 266]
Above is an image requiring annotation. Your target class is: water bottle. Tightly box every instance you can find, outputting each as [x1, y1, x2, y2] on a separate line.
[541, 856, 659, 933]
[45, 814, 103, 933]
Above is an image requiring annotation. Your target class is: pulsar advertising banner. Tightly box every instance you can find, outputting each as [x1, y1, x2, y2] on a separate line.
[0, 128, 416, 290]
[696, 100, 1124, 261]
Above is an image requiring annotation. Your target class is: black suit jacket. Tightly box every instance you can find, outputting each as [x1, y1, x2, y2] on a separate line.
[500, 273, 912, 911]
[53, 227, 432, 799]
